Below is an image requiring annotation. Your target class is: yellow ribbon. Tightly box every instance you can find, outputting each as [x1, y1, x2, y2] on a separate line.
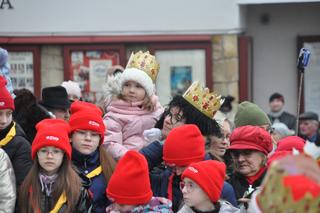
[0, 122, 16, 146]
[86, 166, 102, 179]
[49, 192, 67, 213]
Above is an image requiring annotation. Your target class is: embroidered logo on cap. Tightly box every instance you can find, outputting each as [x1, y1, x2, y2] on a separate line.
[46, 136, 59, 141]
[89, 120, 99, 127]
[188, 167, 198, 173]
[0, 102, 5, 106]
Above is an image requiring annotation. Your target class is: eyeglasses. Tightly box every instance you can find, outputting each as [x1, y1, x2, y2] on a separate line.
[180, 181, 196, 193]
[164, 109, 184, 125]
[37, 148, 64, 158]
[230, 150, 254, 159]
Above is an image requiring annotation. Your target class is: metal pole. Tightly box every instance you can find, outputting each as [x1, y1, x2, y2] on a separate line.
[296, 71, 304, 135]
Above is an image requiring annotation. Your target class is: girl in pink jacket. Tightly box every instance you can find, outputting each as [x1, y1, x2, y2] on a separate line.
[103, 51, 163, 160]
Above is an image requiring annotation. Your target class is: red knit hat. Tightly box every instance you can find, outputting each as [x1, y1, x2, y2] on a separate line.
[0, 76, 14, 110]
[106, 151, 153, 205]
[228, 125, 273, 155]
[276, 136, 305, 152]
[182, 160, 226, 203]
[69, 101, 105, 144]
[163, 124, 205, 166]
[32, 119, 71, 159]
[283, 175, 320, 201]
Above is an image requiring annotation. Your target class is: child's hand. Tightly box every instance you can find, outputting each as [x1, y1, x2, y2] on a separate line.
[143, 128, 162, 143]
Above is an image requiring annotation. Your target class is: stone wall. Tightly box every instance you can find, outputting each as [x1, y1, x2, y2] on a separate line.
[212, 35, 239, 102]
[40, 45, 64, 88]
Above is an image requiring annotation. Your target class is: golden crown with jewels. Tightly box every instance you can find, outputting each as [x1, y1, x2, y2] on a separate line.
[126, 51, 160, 82]
[255, 155, 320, 213]
[183, 81, 223, 118]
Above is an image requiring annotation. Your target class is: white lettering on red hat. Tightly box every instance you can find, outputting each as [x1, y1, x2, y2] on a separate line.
[188, 167, 198, 173]
[46, 136, 59, 141]
[0, 102, 4, 106]
[89, 120, 99, 127]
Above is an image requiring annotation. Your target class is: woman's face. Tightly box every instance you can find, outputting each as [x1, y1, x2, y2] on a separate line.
[37, 146, 64, 175]
[230, 150, 266, 176]
[209, 120, 231, 157]
[162, 106, 186, 139]
[181, 178, 212, 210]
[71, 130, 100, 155]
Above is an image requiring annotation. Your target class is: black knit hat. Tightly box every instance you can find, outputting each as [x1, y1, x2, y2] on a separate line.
[39, 86, 71, 110]
[269, 93, 284, 103]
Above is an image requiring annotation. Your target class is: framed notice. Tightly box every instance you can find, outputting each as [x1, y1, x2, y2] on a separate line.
[64, 45, 125, 104]
[4, 46, 41, 97]
[9, 52, 34, 92]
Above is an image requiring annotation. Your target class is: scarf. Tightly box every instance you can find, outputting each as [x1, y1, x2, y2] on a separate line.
[0, 121, 14, 141]
[39, 173, 58, 196]
[245, 167, 266, 185]
[268, 109, 284, 119]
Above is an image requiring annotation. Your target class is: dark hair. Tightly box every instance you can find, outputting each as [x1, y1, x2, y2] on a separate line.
[155, 96, 222, 137]
[13, 88, 51, 142]
[269, 93, 284, 103]
[220, 95, 235, 113]
[19, 155, 82, 213]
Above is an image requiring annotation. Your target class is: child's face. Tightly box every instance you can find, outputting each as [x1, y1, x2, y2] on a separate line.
[113, 203, 136, 212]
[122, 81, 146, 102]
[37, 146, 64, 175]
[181, 178, 211, 209]
[71, 130, 100, 155]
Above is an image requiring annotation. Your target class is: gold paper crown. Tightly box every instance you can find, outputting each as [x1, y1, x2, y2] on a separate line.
[126, 51, 160, 82]
[256, 156, 320, 213]
[182, 81, 223, 118]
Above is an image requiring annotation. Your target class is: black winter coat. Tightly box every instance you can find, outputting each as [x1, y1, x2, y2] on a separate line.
[268, 111, 296, 130]
[1, 122, 32, 188]
[40, 187, 93, 213]
[227, 170, 266, 205]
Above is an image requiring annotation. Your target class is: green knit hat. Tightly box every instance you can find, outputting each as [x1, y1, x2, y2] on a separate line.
[234, 101, 271, 128]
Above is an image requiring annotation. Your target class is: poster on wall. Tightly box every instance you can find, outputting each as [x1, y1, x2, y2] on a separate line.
[155, 49, 206, 105]
[170, 66, 192, 97]
[70, 50, 119, 104]
[8, 52, 34, 92]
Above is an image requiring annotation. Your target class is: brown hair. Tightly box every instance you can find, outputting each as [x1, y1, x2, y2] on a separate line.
[99, 146, 116, 184]
[118, 93, 155, 112]
[19, 155, 82, 213]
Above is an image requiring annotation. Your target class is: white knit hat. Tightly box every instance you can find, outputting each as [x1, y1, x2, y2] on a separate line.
[121, 68, 154, 96]
[61, 80, 82, 99]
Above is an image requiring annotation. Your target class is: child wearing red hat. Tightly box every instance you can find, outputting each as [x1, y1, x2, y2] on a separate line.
[144, 124, 237, 212]
[18, 119, 92, 213]
[0, 76, 32, 191]
[69, 101, 116, 213]
[106, 150, 172, 213]
[179, 160, 239, 213]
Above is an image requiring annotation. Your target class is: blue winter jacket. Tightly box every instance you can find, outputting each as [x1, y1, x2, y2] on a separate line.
[72, 148, 111, 213]
[140, 141, 238, 212]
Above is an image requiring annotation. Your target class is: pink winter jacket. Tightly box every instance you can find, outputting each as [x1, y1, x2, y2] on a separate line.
[103, 95, 164, 160]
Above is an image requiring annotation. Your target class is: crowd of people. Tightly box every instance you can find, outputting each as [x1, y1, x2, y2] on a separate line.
[0, 48, 319, 213]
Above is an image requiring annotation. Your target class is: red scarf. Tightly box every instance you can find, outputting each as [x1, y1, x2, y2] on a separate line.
[167, 174, 174, 201]
[245, 167, 266, 185]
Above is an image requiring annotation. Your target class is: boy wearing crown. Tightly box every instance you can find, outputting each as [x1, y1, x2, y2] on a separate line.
[103, 51, 164, 161]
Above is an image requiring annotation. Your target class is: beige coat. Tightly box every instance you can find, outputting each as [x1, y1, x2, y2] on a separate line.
[0, 148, 16, 213]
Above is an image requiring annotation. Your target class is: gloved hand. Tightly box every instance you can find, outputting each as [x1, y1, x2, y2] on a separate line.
[143, 128, 162, 143]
